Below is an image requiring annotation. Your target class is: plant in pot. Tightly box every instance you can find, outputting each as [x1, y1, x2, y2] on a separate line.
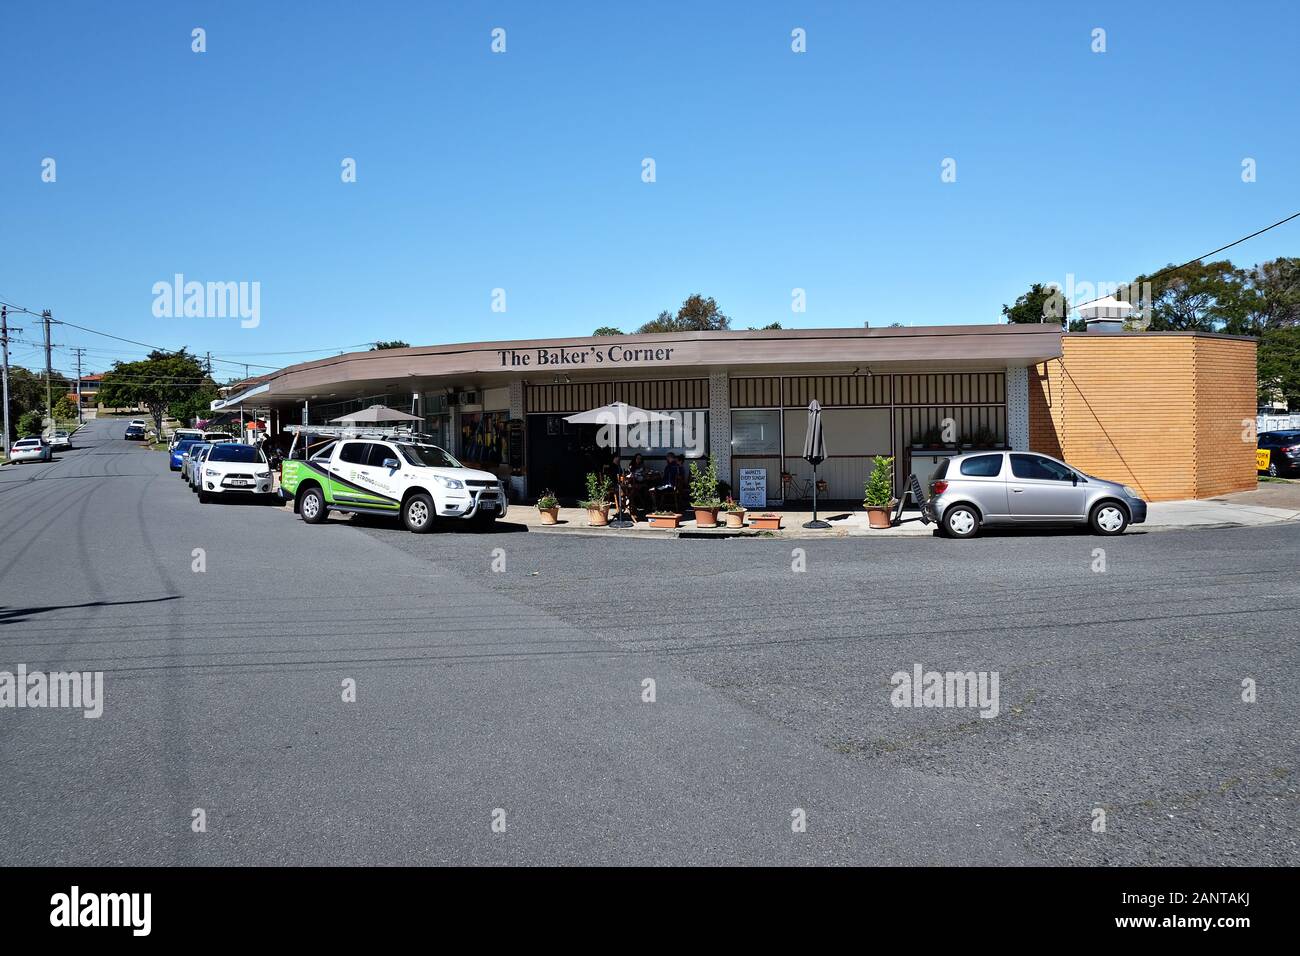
[721, 497, 747, 529]
[579, 472, 612, 527]
[536, 490, 560, 525]
[749, 512, 783, 531]
[688, 458, 722, 528]
[862, 455, 896, 529]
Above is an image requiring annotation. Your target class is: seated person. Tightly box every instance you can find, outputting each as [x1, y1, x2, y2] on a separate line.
[651, 452, 686, 511]
[626, 453, 650, 513]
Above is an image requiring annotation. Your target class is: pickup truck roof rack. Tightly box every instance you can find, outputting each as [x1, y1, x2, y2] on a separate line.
[283, 425, 446, 459]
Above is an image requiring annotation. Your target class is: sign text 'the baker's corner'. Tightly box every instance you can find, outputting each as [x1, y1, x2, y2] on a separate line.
[497, 345, 676, 367]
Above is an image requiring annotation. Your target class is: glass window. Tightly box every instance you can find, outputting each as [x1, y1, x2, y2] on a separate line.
[339, 442, 371, 465]
[1010, 454, 1074, 481]
[960, 454, 1004, 478]
[309, 440, 336, 462]
[367, 444, 399, 468]
[398, 443, 462, 469]
[619, 410, 709, 460]
[930, 459, 949, 481]
[731, 410, 781, 455]
[208, 445, 265, 464]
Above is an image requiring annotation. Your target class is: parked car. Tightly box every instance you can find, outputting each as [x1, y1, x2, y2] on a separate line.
[8, 437, 52, 463]
[124, 424, 147, 440]
[924, 451, 1147, 538]
[180, 442, 209, 481]
[51, 430, 72, 450]
[280, 438, 507, 532]
[196, 443, 275, 503]
[187, 444, 215, 489]
[170, 438, 205, 471]
[129, 419, 146, 428]
[169, 428, 203, 451]
[202, 431, 235, 443]
[1257, 430, 1300, 477]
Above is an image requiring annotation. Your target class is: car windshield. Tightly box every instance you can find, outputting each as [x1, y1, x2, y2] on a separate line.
[208, 445, 264, 463]
[397, 443, 462, 468]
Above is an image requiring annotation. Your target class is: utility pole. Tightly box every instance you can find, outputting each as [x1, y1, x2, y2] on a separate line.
[1, 306, 21, 454]
[42, 310, 53, 439]
[71, 347, 87, 424]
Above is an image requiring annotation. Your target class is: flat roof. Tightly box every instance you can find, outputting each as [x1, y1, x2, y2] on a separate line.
[250, 324, 1063, 404]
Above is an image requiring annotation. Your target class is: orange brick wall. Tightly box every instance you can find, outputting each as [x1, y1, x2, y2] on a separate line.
[1027, 334, 1256, 502]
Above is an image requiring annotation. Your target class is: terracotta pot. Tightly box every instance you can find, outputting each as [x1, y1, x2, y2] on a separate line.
[865, 503, 894, 529]
[723, 510, 746, 528]
[586, 505, 610, 527]
[538, 506, 560, 525]
[693, 507, 719, 528]
[647, 513, 682, 529]
[749, 514, 782, 531]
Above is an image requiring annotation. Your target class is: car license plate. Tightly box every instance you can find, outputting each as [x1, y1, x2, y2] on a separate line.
[228, 479, 251, 486]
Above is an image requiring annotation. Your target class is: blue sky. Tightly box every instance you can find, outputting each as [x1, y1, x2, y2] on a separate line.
[1, 0, 1297, 378]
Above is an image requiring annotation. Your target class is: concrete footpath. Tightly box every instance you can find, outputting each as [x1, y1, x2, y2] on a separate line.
[509, 490, 1300, 539]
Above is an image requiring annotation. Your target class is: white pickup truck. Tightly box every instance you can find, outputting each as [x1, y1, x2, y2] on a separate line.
[280, 436, 507, 532]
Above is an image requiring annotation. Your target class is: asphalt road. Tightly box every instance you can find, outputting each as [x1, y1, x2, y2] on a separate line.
[1, 417, 1295, 865]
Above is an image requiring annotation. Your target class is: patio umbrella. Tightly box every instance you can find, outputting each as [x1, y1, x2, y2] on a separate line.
[331, 404, 423, 424]
[802, 400, 830, 529]
[564, 402, 674, 528]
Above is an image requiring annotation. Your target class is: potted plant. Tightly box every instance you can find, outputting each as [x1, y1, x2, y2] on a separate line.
[536, 490, 560, 525]
[721, 497, 747, 528]
[862, 455, 896, 529]
[579, 472, 612, 527]
[647, 512, 682, 529]
[689, 458, 722, 528]
[749, 512, 783, 531]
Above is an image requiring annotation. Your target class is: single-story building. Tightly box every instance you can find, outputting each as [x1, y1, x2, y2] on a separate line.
[216, 323, 1257, 504]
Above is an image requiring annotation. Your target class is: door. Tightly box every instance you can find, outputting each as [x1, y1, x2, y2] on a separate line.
[332, 440, 396, 509]
[1007, 453, 1085, 520]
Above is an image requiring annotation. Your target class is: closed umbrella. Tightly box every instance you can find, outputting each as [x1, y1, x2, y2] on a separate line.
[802, 400, 830, 529]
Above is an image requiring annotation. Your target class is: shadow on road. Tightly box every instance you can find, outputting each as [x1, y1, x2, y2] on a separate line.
[0, 595, 181, 626]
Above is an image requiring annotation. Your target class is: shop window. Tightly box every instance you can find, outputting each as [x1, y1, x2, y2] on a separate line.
[731, 410, 781, 455]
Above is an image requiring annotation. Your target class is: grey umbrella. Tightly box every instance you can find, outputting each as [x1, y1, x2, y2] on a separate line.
[331, 404, 423, 424]
[802, 400, 830, 529]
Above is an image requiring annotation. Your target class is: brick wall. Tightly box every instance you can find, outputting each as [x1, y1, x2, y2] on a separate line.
[1027, 333, 1257, 502]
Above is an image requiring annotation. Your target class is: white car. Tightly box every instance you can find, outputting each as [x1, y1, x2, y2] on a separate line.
[51, 430, 72, 450]
[283, 437, 507, 532]
[197, 443, 274, 503]
[188, 445, 215, 490]
[203, 431, 235, 443]
[129, 419, 146, 428]
[170, 428, 203, 450]
[8, 437, 52, 463]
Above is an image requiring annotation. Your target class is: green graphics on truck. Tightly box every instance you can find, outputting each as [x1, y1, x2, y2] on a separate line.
[280, 458, 399, 511]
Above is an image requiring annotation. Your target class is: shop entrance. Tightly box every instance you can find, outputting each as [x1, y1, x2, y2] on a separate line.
[526, 415, 611, 500]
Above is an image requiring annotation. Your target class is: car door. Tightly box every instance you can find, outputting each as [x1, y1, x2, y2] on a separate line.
[363, 442, 406, 504]
[1007, 453, 1086, 520]
[331, 441, 377, 505]
[954, 453, 1011, 519]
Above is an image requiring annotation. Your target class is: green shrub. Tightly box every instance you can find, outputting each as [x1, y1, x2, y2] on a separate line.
[863, 455, 895, 507]
[536, 490, 559, 510]
[579, 472, 611, 509]
[689, 458, 721, 508]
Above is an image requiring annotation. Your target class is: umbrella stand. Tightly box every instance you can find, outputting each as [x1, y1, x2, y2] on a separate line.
[802, 462, 831, 529]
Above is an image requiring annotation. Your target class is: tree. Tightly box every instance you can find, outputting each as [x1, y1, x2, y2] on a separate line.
[1235, 257, 1300, 334]
[592, 326, 623, 336]
[370, 340, 410, 350]
[1257, 326, 1300, 409]
[748, 322, 783, 330]
[4, 366, 69, 440]
[636, 295, 731, 334]
[1122, 260, 1250, 332]
[169, 381, 220, 428]
[97, 350, 208, 436]
[1002, 282, 1068, 327]
[52, 396, 77, 421]
[18, 409, 44, 437]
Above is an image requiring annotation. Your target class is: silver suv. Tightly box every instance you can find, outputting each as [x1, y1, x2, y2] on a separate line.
[923, 451, 1147, 538]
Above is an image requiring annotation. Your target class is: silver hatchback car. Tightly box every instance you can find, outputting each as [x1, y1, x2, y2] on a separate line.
[923, 451, 1147, 538]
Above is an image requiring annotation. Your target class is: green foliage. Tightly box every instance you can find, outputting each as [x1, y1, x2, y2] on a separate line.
[52, 396, 77, 421]
[592, 326, 623, 336]
[97, 350, 207, 436]
[168, 382, 219, 428]
[536, 490, 558, 510]
[864, 455, 895, 507]
[747, 322, 783, 330]
[1258, 326, 1300, 408]
[370, 340, 410, 350]
[3, 366, 70, 440]
[579, 472, 612, 508]
[1002, 283, 1067, 326]
[689, 458, 721, 508]
[637, 294, 731, 334]
[1122, 260, 1250, 332]
[18, 409, 45, 437]
[722, 497, 745, 512]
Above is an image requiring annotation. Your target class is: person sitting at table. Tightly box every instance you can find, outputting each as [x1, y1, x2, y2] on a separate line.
[626, 453, 651, 514]
[651, 452, 685, 511]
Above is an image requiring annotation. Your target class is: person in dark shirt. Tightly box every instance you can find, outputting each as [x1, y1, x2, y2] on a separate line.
[651, 452, 685, 511]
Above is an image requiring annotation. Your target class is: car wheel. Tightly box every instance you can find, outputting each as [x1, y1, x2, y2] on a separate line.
[198, 491, 211, 504]
[299, 487, 328, 524]
[943, 504, 980, 539]
[1090, 501, 1129, 535]
[402, 493, 436, 533]
[1268, 461, 1278, 477]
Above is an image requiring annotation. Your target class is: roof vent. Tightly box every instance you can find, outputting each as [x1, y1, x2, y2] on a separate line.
[1075, 296, 1134, 333]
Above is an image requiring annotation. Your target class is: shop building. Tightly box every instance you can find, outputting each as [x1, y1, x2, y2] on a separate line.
[216, 323, 1256, 504]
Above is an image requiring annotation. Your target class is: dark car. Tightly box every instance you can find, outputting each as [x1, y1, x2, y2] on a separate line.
[124, 424, 147, 440]
[1258, 430, 1300, 477]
